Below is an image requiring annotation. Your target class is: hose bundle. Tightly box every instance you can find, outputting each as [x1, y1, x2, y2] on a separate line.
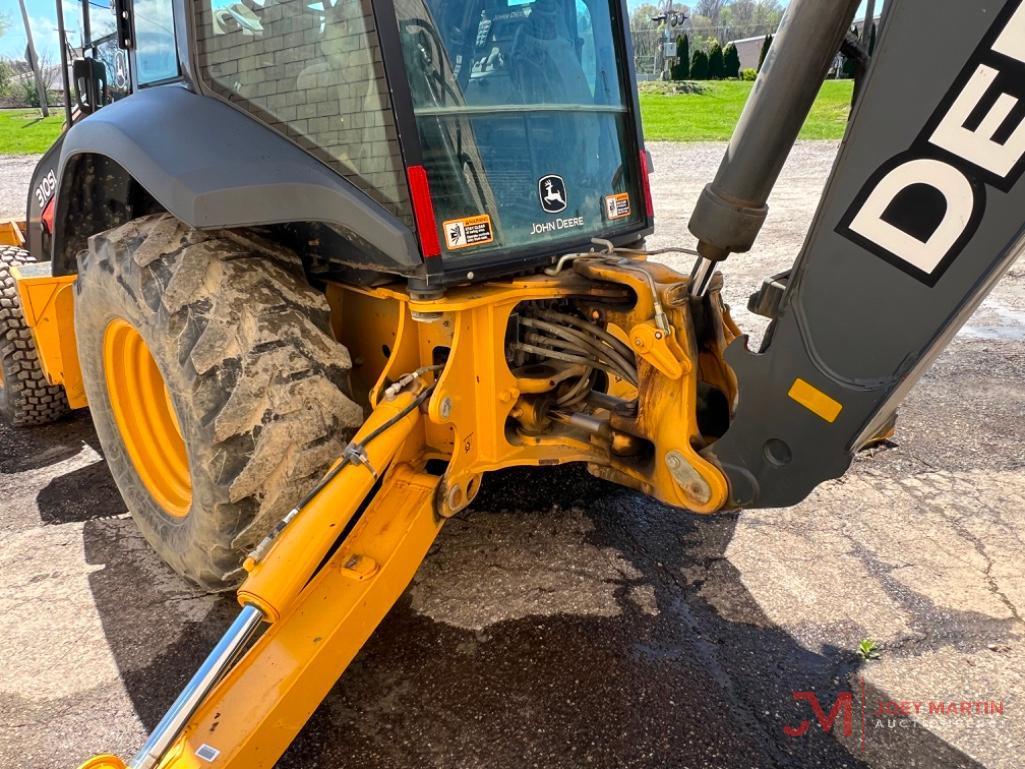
[511, 310, 638, 408]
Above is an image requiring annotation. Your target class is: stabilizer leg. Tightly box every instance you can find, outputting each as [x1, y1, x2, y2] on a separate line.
[157, 464, 441, 768]
[78, 384, 443, 769]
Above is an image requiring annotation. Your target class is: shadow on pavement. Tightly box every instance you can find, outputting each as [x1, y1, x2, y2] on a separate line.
[37, 458, 126, 524]
[76, 462, 988, 768]
[0, 410, 92, 474]
[18, 411, 127, 525]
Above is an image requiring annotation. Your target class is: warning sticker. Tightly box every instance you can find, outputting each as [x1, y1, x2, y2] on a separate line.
[604, 193, 632, 220]
[443, 214, 494, 250]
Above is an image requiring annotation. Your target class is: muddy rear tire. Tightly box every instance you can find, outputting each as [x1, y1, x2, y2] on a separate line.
[0, 246, 70, 426]
[75, 214, 363, 590]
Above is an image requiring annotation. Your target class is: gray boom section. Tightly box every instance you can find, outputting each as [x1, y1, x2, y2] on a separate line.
[707, 0, 1025, 508]
[55, 84, 421, 269]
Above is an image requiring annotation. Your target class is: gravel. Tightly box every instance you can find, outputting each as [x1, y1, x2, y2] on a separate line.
[0, 155, 40, 221]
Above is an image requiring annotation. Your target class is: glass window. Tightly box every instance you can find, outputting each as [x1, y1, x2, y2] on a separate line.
[135, 0, 180, 83]
[194, 0, 411, 219]
[63, 0, 131, 103]
[394, 0, 642, 258]
[92, 35, 133, 101]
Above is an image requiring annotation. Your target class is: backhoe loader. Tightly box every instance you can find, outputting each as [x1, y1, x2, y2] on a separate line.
[2, 0, 1023, 765]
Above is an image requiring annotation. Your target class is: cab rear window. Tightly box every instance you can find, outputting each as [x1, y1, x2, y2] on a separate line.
[394, 0, 644, 257]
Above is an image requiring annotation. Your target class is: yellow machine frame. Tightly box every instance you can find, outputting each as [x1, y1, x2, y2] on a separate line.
[13, 267, 87, 407]
[0, 219, 26, 247]
[12, 252, 739, 769]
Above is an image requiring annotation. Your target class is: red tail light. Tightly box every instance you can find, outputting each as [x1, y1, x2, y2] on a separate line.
[41, 197, 56, 234]
[406, 165, 441, 259]
[638, 150, 654, 219]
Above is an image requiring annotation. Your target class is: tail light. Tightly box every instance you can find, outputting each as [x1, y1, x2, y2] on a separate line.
[639, 150, 654, 219]
[41, 197, 56, 234]
[406, 165, 441, 259]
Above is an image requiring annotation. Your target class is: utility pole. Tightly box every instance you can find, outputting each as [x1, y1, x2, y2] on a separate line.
[652, 0, 687, 81]
[862, 0, 878, 45]
[54, 0, 72, 126]
[662, 0, 673, 80]
[17, 0, 50, 117]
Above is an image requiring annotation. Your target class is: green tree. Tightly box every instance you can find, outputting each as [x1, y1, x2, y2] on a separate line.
[694, 0, 727, 28]
[629, 3, 660, 29]
[723, 42, 741, 78]
[0, 60, 11, 97]
[629, 3, 661, 71]
[757, 34, 773, 71]
[671, 34, 691, 80]
[720, 0, 784, 39]
[753, 1, 784, 34]
[691, 49, 709, 80]
[708, 42, 725, 79]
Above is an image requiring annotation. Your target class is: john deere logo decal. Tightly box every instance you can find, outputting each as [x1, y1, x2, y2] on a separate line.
[538, 175, 567, 214]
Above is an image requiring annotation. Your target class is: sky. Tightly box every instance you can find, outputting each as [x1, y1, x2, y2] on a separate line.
[0, 0, 877, 61]
[1, 0, 80, 61]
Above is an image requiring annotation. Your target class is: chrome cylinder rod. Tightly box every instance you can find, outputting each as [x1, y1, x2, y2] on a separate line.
[688, 257, 718, 298]
[130, 604, 265, 769]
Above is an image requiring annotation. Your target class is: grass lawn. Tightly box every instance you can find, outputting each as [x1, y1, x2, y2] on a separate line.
[0, 109, 64, 155]
[0, 81, 852, 154]
[639, 80, 854, 142]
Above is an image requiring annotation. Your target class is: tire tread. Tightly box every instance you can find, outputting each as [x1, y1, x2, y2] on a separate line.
[76, 215, 362, 589]
[0, 246, 70, 426]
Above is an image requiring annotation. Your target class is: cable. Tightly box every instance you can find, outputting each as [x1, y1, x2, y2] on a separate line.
[522, 333, 621, 379]
[358, 385, 434, 450]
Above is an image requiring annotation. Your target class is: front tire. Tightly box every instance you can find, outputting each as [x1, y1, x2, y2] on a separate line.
[0, 246, 69, 426]
[75, 215, 363, 589]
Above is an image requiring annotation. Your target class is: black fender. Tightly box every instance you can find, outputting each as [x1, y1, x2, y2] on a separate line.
[52, 84, 421, 275]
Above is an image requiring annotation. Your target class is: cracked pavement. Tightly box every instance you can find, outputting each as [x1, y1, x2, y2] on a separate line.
[1, 143, 1023, 768]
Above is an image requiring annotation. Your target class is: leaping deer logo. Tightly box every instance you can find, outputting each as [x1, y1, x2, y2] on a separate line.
[538, 175, 567, 213]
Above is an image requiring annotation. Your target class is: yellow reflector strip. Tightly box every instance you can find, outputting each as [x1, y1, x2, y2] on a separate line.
[788, 378, 843, 423]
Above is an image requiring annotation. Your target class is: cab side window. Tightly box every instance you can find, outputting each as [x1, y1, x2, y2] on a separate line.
[62, 0, 130, 103]
[135, 0, 180, 84]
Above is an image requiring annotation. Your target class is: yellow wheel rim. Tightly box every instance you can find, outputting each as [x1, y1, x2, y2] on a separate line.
[103, 319, 192, 517]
